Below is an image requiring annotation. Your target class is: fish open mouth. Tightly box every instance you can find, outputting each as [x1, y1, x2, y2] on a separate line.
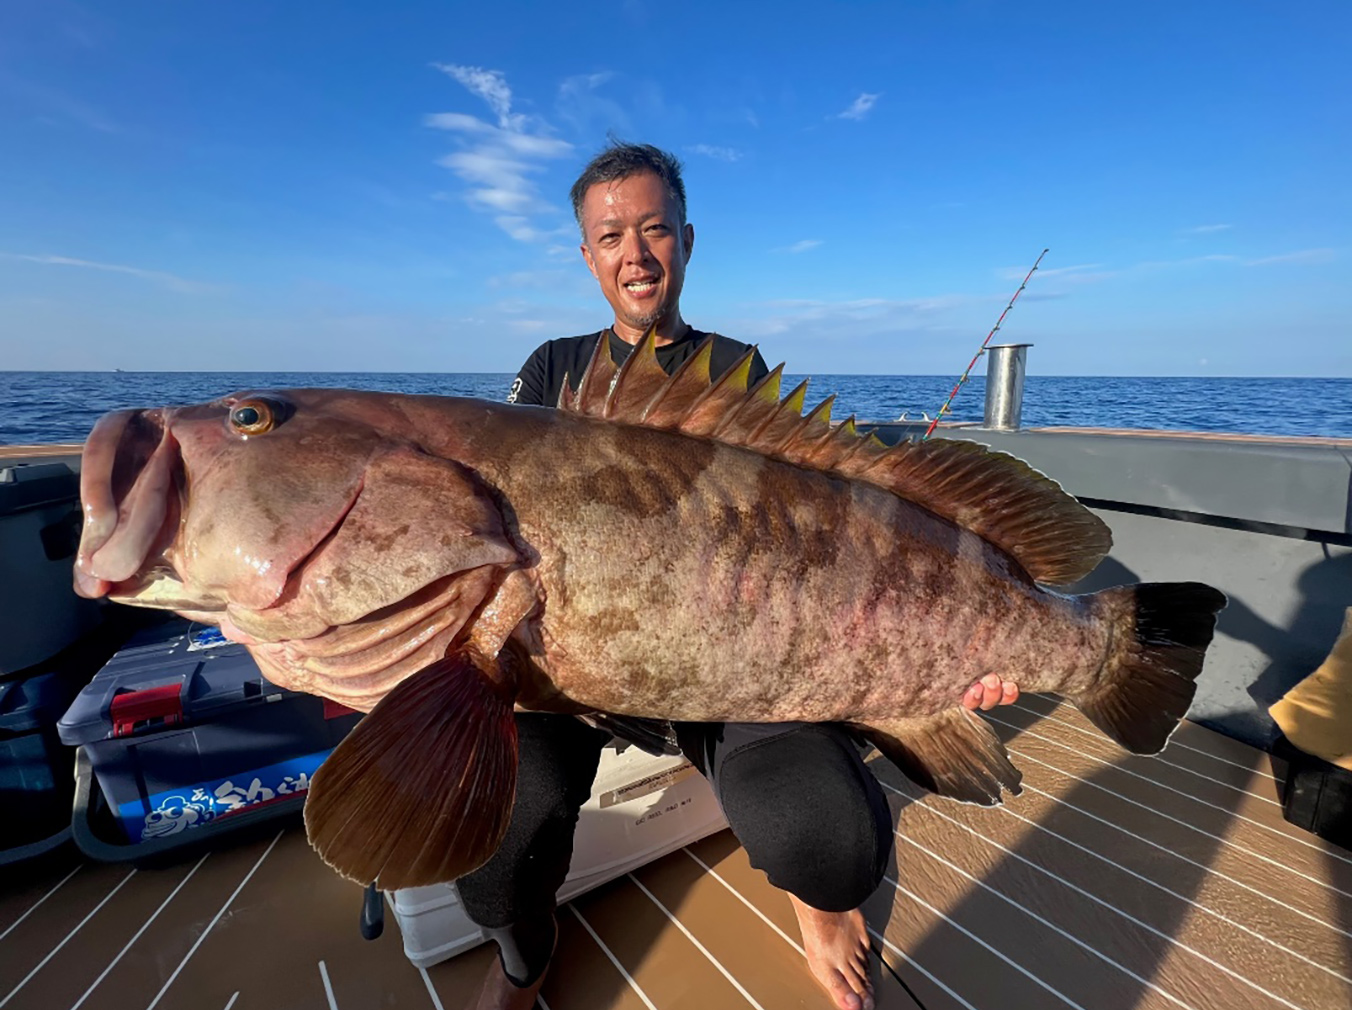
[74, 407, 187, 603]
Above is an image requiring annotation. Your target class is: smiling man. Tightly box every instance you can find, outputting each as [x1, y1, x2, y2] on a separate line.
[506, 145, 762, 407]
[471, 142, 1018, 1010]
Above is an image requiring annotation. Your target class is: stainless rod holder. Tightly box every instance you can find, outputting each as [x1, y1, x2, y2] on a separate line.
[983, 343, 1031, 430]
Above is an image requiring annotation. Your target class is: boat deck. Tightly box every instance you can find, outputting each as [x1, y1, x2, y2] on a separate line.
[3, 697, 1349, 1010]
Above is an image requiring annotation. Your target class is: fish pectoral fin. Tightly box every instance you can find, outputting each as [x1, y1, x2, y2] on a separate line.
[857, 708, 1022, 806]
[303, 650, 518, 889]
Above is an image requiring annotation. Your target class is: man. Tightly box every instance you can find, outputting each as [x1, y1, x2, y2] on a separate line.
[464, 143, 1019, 1010]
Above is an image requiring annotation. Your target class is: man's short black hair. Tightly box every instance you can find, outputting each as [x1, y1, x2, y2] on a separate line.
[569, 142, 687, 236]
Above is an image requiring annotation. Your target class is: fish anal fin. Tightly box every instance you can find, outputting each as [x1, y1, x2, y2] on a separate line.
[857, 708, 1022, 806]
[304, 651, 518, 888]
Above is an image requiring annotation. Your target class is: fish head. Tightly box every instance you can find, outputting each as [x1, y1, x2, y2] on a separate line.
[73, 389, 519, 630]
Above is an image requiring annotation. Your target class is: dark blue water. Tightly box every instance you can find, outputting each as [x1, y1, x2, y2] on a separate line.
[2, 371, 1350, 445]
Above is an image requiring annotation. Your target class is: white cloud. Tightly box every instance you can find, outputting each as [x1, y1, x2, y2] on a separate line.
[775, 239, 823, 254]
[494, 216, 572, 243]
[556, 72, 629, 134]
[1182, 223, 1233, 235]
[998, 262, 1105, 281]
[690, 144, 742, 162]
[1244, 248, 1337, 267]
[838, 92, 881, 120]
[432, 64, 517, 128]
[1135, 254, 1241, 270]
[427, 64, 574, 242]
[728, 294, 973, 340]
[1, 253, 214, 293]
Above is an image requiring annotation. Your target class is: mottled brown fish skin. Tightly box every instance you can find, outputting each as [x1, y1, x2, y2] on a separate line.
[430, 401, 1122, 724]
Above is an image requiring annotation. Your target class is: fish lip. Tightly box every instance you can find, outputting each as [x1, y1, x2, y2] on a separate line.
[76, 408, 182, 594]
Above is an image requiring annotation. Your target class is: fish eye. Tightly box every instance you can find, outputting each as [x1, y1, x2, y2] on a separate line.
[228, 398, 278, 435]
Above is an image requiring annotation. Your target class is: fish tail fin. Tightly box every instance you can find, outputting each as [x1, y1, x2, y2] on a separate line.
[1070, 582, 1227, 754]
[304, 650, 518, 889]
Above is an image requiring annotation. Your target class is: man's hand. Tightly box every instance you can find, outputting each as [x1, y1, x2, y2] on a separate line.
[962, 673, 1019, 711]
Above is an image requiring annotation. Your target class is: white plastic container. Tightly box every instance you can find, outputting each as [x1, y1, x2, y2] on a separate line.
[388, 744, 728, 968]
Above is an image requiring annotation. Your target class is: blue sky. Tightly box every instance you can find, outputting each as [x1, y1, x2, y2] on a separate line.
[1, 1, 1348, 375]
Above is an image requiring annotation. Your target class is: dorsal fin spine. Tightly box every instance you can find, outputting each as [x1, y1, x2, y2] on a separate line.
[558, 334, 1112, 585]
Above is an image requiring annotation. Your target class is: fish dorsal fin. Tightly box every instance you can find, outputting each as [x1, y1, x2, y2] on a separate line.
[573, 333, 621, 416]
[561, 336, 1110, 585]
[605, 327, 669, 419]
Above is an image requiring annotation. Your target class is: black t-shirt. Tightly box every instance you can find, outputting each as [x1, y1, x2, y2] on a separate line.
[507, 328, 770, 408]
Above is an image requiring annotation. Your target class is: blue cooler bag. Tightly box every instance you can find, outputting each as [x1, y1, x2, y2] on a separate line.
[58, 619, 362, 857]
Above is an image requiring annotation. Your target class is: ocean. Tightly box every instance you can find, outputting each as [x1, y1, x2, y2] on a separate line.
[2, 371, 1350, 445]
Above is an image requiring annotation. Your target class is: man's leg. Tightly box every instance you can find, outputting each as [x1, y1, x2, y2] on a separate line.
[673, 678, 1020, 1010]
[457, 712, 611, 1010]
[676, 721, 889, 1010]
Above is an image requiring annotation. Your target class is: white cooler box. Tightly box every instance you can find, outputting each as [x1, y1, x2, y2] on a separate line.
[389, 745, 728, 968]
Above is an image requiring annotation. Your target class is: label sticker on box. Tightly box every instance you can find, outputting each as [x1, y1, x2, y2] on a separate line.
[118, 749, 334, 842]
[186, 626, 233, 652]
[598, 761, 697, 809]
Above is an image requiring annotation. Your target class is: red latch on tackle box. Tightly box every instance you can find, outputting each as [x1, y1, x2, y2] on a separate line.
[110, 683, 184, 737]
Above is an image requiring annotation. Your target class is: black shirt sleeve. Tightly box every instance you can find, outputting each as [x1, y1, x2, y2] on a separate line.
[507, 342, 551, 406]
[749, 347, 770, 387]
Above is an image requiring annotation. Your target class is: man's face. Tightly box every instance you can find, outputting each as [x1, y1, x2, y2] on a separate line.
[579, 171, 695, 338]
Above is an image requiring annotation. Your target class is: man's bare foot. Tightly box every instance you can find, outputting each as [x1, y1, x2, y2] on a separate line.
[788, 894, 875, 1010]
[963, 673, 1019, 712]
[471, 954, 546, 1010]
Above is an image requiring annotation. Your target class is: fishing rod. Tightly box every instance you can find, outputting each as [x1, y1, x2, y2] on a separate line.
[921, 248, 1049, 440]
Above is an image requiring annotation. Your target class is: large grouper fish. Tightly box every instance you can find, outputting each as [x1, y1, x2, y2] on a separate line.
[73, 333, 1227, 890]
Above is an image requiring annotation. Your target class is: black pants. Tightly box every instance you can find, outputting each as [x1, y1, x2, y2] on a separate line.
[455, 713, 893, 987]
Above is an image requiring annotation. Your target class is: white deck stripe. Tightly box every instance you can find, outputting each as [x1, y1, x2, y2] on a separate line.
[1021, 709, 1281, 801]
[222, 994, 239, 1010]
[868, 926, 981, 1010]
[1009, 747, 1352, 899]
[894, 837, 1198, 1010]
[885, 779, 1352, 980]
[145, 831, 283, 1010]
[993, 714, 1352, 867]
[1010, 702, 1280, 782]
[886, 782, 1338, 1003]
[417, 967, 445, 1010]
[0, 865, 82, 942]
[1167, 738, 1280, 781]
[567, 905, 659, 1010]
[627, 872, 767, 1009]
[681, 849, 806, 956]
[887, 876, 1087, 1009]
[1013, 776, 1352, 939]
[0, 869, 137, 1008]
[682, 846, 970, 1010]
[318, 960, 338, 1010]
[69, 853, 211, 1010]
[538, 997, 553, 1010]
